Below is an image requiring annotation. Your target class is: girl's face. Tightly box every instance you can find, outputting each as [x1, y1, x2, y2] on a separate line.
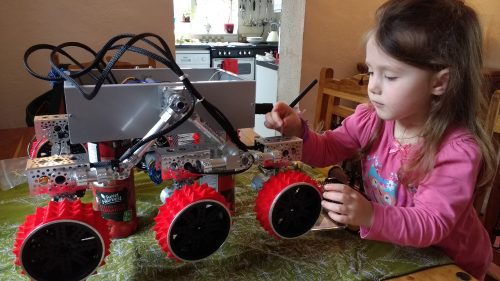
[365, 36, 439, 127]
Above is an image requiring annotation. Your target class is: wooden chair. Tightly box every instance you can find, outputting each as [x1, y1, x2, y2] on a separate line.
[485, 163, 500, 281]
[481, 90, 500, 281]
[485, 90, 500, 138]
[474, 90, 499, 223]
[313, 67, 369, 131]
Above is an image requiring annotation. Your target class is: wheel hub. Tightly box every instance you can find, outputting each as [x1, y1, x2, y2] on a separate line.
[20, 220, 104, 281]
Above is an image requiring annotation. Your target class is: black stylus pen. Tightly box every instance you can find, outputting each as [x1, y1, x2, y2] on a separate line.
[289, 79, 318, 108]
[254, 79, 318, 114]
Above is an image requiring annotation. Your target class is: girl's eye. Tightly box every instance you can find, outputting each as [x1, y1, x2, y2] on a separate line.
[385, 76, 398, 81]
[367, 71, 374, 76]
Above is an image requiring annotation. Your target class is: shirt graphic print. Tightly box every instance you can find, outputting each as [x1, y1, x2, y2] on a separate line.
[364, 155, 399, 206]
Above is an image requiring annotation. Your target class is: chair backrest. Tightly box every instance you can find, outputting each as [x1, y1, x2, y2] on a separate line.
[485, 90, 500, 138]
[313, 67, 369, 131]
[475, 89, 500, 243]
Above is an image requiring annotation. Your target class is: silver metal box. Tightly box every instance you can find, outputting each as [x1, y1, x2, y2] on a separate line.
[64, 68, 256, 143]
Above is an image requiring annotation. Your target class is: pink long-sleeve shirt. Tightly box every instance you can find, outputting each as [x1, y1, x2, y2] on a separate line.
[302, 104, 492, 280]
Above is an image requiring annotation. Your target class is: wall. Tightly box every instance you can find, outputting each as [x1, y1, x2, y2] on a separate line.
[473, 0, 500, 68]
[0, 0, 174, 129]
[292, 0, 500, 126]
[276, 0, 306, 105]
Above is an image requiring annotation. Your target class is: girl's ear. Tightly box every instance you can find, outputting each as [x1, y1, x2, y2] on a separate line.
[431, 68, 450, 96]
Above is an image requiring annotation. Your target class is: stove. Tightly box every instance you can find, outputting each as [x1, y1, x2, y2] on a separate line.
[210, 42, 278, 58]
[210, 43, 278, 80]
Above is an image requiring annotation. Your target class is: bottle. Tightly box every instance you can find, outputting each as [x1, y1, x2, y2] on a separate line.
[199, 174, 235, 212]
[89, 141, 137, 239]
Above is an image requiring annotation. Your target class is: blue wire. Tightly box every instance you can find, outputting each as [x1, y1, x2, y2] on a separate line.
[147, 164, 162, 185]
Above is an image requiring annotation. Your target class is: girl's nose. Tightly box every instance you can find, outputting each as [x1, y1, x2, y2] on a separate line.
[368, 77, 381, 95]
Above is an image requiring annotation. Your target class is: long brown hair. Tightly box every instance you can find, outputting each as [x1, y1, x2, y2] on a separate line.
[365, 0, 496, 190]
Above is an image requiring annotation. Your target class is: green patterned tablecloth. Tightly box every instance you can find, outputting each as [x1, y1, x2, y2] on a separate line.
[0, 166, 452, 281]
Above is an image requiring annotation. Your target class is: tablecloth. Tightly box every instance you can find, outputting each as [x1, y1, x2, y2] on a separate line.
[0, 165, 452, 281]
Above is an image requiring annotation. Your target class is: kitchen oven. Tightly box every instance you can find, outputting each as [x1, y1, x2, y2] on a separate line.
[211, 43, 278, 80]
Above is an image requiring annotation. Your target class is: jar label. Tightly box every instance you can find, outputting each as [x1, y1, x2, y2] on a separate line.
[95, 189, 129, 221]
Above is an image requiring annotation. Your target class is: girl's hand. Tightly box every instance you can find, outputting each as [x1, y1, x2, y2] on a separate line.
[322, 184, 374, 227]
[264, 102, 304, 137]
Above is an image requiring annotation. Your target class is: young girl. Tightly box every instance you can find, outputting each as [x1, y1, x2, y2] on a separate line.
[264, 0, 496, 279]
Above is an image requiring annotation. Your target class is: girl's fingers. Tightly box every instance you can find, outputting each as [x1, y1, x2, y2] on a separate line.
[270, 110, 284, 127]
[321, 199, 345, 214]
[323, 184, 349, 203]
[264, 112, 280, 129]
[322, 184, 374, 227]
[327, 211, 348, 224]
[322, 191, 345, 204]
[272, 101, 291, 115]
[323, 183, 347, 191]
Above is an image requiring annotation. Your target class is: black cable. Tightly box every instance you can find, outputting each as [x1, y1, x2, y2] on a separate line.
[24, 34, 190, 164]
[24, 43, 114, 84]
[49, 42, 119, 84]
[24, 33, 177, 100]
[24, 33, 181, 94]
[109, 45, 176, 70]
[50, 35, 159, 100]
[25, 32, 250, 164]
[25, 33, 194, 160]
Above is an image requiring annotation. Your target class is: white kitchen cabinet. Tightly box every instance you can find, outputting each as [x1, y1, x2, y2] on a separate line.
[255, 61, 279, 137]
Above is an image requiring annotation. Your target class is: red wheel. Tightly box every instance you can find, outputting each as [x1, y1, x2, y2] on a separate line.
[13, 200, 111, 281]
[154, 183, 232, 262]
[255, 170, 322, 239]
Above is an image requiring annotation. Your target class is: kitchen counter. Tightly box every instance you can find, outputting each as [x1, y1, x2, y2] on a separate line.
[175, 43, 211, 50]
[176, 42, 278, 49]
[256, 60, 279, 70]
